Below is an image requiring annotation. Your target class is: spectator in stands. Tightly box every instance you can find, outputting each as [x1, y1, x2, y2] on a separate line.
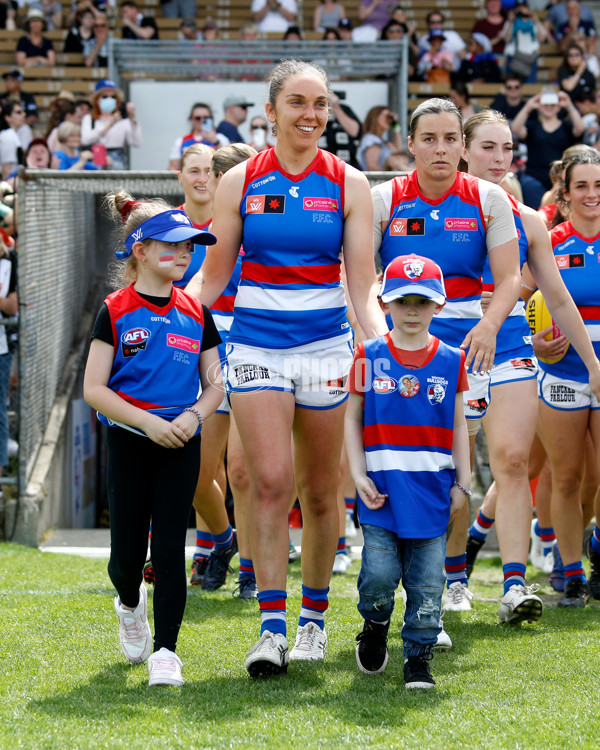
[161, 0, 196, 21]
[574, 89, 600, 144]
[323, 27, 340, 40]
[417, 29, 454, 83]
[0, 102, 25, 179]
[357, 0, 392, 31]
[248, 115, 270, 152]
[64, 7, 109, 67]
[0, 70, 38, 137]
[81, 78, 142, 169]
[449, 80, 482, 121]
[0, 1, 16, 31]
[337, 17, 352, 40]
[239, 22, 259, 41]
[418, 11, 466, 71]
[283, 25, 302, 40]
[28, 0, 63, 31]
[550, 0, 596, 51]
[201, 20, 219, 40]
[51, 121, 98, 170]
[25, 136, 51, 168]
[314, 0, 346, 33]
[357, 105, 409, 171]
[318, 91, 362, 169]
[490, 74, 527, 122]
[511, 88, 585, 206]
[0, 231, 17, 494]
[16, 8, 56, 67]
[455, 32, 503, 82]
[502, 2, 547, 83]
[46, 99, 82, 151]
[558, 41, 596, 102]
[251, 0, 298, 33]
[120, 0, 158, 39]
[472, 0, 506, 53]
[381, 19, 418, 78]
[545, 0, 594, 38]
[168, 102, 218, 170]
[568, 30, 600, 75]
[216, 95, 252, 145]
[178, 19, 201, 40]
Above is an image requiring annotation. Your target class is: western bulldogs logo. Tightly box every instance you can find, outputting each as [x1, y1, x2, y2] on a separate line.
[427, 382, 446, 404]
[373, 377, 397, 394]
[403, 258, 425, 280]
[121, 327, 150, 358]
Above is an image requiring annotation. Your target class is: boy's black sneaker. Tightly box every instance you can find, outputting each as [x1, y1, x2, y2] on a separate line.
[404, 654, 435, 689]
[588, 546, 600, 600]
[465, 534, 485, 579]
[557, 577, 590, 608]
[190, 557, 208, 586]
[355, 620, 389, 674]
[202, 532, 238, 591]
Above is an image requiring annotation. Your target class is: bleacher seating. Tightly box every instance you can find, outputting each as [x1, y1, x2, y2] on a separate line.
[0, 0, 562, 135]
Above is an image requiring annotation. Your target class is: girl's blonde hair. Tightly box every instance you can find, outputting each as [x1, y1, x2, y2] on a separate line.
[211, 143, 257, 177]
[180, 142, 215, 170]
[104, 188, 172, 287]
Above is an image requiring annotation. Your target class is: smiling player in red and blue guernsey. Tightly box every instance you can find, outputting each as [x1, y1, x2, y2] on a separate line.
[344, 254, 471, 689]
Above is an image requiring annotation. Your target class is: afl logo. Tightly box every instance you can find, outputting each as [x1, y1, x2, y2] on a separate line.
[373, 377, 397, 394]
[121, 327, 150, 358]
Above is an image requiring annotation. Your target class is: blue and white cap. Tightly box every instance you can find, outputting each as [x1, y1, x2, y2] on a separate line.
[379, 254, 446, 305]
[118, 209, 217, 259]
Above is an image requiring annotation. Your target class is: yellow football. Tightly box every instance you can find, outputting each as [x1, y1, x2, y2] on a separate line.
[526, 289, 570, 364]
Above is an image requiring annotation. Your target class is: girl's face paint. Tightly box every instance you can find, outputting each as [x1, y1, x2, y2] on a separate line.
[158, 249, 175, 267]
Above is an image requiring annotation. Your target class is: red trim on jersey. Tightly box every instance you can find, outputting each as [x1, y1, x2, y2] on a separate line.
[578, 305, 600, 320]
[445, 276, 482, 298]
[243, 148, 346, 213]
[241, 260, 341, 285]
[363, 423, 454, 450]
[211, 294, 235, 313]
[115, 390, 163, 410]
[551, 220, 600, 247]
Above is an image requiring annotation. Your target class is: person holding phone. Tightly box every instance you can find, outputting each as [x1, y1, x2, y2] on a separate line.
[356, 105, 408, 172]
[168, 102, 218, 171]
[216, 95, 254, 146]
[80, 78, 142, 170]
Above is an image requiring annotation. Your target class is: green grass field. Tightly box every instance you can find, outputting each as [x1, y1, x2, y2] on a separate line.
[1, 543, 598, 750]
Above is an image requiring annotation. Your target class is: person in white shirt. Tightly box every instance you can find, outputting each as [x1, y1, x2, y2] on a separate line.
[251, 0, 298, 33]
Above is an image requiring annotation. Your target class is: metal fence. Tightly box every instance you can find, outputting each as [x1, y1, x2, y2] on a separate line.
[17, 170, 183, 497]
[107, 38, 410, 140]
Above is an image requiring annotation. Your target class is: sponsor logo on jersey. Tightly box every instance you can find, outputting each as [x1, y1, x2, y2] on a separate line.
[555, 253, 584, 269]
[151, 316, 170, 323]
[400, 374, 420, 398]
[373, 376, 397, 394]
[430, 209, 439, 220]
[246, 195, 286, 214]
[444, 218, 478, 231]
[510, 357, 536, 370]
[251, 175, 275, 189]
[289, 186, 299, 198]
[121, 327, 150, 357]
[557, 238, 575, 251]
[167, 334, 200, 353]
[586, 245, 594, 254]
[549, 384, 576, 402]
[327, 377, 345, 388]
[467, 397, 488, 413]
[303, 197, 338, 211]
[389, 218, 425, 236]
[234, 364, 271, 385]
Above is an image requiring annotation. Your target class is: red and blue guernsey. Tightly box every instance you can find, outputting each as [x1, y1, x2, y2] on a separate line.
[230, 148, 351, 349]
[360, 334, 463, 538]
[379, 171, 491, 351]
[97, 285, 206, 435]
[482, 194, 534, 363]
[543, 220, 600, 382]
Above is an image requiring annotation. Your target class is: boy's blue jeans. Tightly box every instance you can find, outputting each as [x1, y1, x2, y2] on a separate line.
[357, 524, 446, 658]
